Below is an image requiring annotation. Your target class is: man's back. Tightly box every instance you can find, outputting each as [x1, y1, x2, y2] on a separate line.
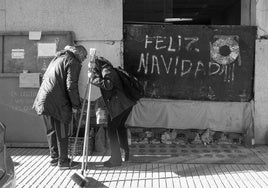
[33, 50, 81, 124]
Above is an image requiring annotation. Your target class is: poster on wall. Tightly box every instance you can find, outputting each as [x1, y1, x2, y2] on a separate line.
[123, 24, 256, 102]
[11, 49, 25, 59]
[37, 43, 57, 57]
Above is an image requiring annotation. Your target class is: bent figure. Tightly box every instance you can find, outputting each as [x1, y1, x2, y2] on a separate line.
[89, 57, 136, 167]
[33, 45, 87, 170]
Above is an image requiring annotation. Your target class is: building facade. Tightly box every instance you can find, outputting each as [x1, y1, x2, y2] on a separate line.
[0, 0, 268, 144]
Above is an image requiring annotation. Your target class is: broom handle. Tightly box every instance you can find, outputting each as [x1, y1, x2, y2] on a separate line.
[81, 82, 92, 175]
[81, 48, 96, 175]
[70, 77, 90, 164]
[85, 84, 92, 171]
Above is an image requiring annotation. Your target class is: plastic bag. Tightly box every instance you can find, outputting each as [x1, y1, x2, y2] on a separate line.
[94, 126, 106, 153]
[95, 97, 108, 124]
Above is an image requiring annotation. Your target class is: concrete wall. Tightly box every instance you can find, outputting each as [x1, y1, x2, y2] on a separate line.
[0, 0, 123, 101]
[254, 0, 268, 144]
[241, 0, 256, 26]
[255, 40, 268, 144]
[0, 0, 122, 144]
[1, 0, 268, 144]
[256, 0, 268, 37]
[2, 0, 122, 40]
[238, 0, 268, 144]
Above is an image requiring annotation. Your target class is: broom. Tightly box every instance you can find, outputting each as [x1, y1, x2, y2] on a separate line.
[70, 48, 96, 187]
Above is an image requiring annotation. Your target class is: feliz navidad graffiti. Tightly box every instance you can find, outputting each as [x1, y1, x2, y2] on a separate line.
[137, 34, 241, 82]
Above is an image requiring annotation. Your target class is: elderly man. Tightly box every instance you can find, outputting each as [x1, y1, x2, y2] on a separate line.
[33, 45, 87, 170]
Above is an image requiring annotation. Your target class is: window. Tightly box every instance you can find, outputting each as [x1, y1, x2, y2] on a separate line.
[124, 0, 241, 25]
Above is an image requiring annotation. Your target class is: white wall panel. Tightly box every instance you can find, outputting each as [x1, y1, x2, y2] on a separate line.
[0, 0, 5, 9]
[5, 0, 122, 40]
[0, 11, 5, 30]
[0, 0, 5, 29]
[254, 40, 268, 144]
[256, 0, 268, 37]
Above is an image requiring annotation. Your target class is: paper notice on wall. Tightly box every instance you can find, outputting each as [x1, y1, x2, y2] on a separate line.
[29, 31, 42, 40]
[19, 73, 41, 88]
[38, 43, 56, 57]
[11, 49, 25, 59]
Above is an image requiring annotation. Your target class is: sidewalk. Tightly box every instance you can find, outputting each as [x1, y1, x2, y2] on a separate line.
[9, 145, 268, 188]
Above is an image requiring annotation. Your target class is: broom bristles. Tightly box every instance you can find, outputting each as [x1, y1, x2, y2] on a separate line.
[70, 172, 88, 187]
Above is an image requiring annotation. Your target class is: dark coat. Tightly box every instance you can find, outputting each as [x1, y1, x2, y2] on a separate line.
[33, 50, 81, 124]
[90, 57, 136, 119]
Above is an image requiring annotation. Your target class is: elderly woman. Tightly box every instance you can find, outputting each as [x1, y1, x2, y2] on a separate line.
[89, 57, 136, 167]
[33, 45, 87, 170]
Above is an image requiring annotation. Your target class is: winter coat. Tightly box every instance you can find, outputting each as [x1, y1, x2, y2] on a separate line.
[32, 50, 82, 124]
[90, 57, 136, 119]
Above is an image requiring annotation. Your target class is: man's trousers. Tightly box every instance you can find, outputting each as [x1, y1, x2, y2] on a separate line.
[42, 115, 69, 162]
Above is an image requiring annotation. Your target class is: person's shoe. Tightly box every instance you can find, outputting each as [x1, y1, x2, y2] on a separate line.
[50, 158, 58, 166]
[121, 149, 129, 162]
[58, 159, 80, 170]
[103, 159, 122, 168]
